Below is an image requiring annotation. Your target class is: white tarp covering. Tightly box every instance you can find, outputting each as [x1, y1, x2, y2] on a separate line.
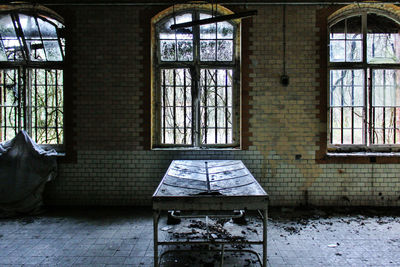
[0, 131, 57, 217]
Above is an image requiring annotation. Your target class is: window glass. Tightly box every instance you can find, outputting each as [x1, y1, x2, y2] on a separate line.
[329, 69, 364, 145]
[330, 16, 362, 62]
[155, 8, 238, 147]
[200, 69, 233, 144]
[371, 69, 400, 144]
[329, 10, 400, 149]
[160, 68, 192, 145]
[0, 12, 64, 146]
[30, 69, 63, 144]
[0, 69, 19, 142]
[37, 18, 58, 38]
[20, 14, 41, 39]
[199, 13, 234, 62]
[0, 14, 23, 61]
[367, 14, 400, 64]
[0, 13, 64, 62]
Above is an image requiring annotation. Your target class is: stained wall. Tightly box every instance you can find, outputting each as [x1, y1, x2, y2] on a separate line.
[43, 3, 400, 206]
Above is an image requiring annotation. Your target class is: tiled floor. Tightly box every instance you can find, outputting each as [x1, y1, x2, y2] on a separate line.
[0, 207, 400, 266]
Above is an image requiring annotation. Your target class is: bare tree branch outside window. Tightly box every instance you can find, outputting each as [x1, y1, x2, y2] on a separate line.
[155, 10, 239, 148]
[329, 13, 400, 149]
[0, 12, 64, 147]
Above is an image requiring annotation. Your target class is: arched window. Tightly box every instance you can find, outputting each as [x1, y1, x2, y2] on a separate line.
[152, 5, 240, 148]
[0, 5, 64, 148]
[328, 5, 400, 151]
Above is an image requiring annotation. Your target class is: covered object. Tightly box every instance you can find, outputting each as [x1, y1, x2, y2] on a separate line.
[0, 131, 57, 217]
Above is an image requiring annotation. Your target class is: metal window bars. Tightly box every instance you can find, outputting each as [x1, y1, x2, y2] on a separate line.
[0, 11, 64, 145]
[156, 10, 238, 147]
[0, 69, 19, 142]
[200, 68, 233, 145]
[328, 12, 400, 148]
[160, 68, 233, 146]
[0, 68, 63, 144]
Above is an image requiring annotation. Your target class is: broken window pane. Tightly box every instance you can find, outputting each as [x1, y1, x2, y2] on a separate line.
[0, 13, 64, 62]
[0, 14, 17, 38]
[20, 14, 41, 39]
[2, 39, 24, 61]
[0, 11, 64, 145]
[43, 41, 62, 61]
[37, 18, 58, 38]
[27, 40, 45, 61]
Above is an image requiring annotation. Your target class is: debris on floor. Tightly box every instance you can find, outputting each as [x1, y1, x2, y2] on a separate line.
[0, 206, 400, 266]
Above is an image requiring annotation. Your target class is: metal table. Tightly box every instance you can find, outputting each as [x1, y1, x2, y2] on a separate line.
[152, 160, 269, 267]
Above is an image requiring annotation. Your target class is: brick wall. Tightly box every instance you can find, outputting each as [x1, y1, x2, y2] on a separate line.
[43, 3, 400, 207]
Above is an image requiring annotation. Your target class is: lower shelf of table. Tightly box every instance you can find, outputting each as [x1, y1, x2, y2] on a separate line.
[157, 214, 264, 244]
[159, 247, 263, 267]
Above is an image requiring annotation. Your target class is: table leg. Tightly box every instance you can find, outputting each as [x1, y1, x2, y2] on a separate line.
[153, 210, 160, 267]
[262, 207, 268, 267]
[220, 244, 225, 267]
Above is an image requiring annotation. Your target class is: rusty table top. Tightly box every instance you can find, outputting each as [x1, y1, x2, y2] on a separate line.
[153, 160, 268, 211]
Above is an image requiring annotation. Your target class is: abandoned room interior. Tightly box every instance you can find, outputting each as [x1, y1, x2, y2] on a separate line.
[1, 0, 400, 266]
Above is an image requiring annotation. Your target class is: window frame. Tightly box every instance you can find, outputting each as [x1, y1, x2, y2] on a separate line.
[327, 11, 400, 153]
[152, 8, 241, 149]
[0, 9, 65, 151]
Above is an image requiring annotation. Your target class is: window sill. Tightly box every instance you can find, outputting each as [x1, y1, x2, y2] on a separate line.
[318, 151, 400, 164]
[327, 152, 400, 157]
[152, 147, 241, 151]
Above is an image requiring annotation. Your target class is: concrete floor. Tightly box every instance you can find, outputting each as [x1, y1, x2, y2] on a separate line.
[0, 207, 400, 267]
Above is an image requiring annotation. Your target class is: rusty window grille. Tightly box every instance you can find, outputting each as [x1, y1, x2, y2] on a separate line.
[328, 12, 400, 150]
[0, 11, 64, 147]
[155, 10, 239, 148]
